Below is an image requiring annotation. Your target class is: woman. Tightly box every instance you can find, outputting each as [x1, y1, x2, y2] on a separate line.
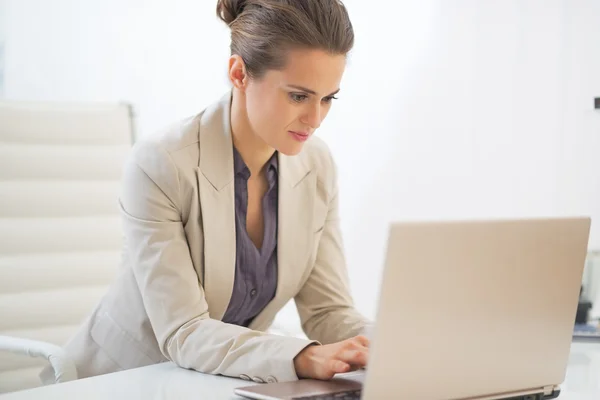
[43, 0, 370, 385]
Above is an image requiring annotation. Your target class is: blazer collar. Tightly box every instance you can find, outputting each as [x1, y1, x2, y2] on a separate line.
[198, 91, 310, 190]
[197, 91, 235, 191]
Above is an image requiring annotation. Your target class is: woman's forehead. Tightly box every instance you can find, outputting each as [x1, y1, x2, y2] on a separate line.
[265, 49, 346, 95]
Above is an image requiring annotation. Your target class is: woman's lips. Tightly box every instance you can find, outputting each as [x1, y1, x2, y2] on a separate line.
[289, 131, 309, 142]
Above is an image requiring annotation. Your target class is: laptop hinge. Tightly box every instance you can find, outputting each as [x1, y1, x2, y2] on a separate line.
[543, 386, 554, 395]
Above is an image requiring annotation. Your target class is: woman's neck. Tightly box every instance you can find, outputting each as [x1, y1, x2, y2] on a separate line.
[230, 90, 275, 177]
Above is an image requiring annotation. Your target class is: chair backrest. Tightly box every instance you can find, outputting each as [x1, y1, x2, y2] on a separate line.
[0, 100, 134, 393]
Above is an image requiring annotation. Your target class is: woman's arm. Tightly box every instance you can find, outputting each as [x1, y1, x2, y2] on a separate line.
[293, 149, 372, 345]
[120, 141, 314, 382]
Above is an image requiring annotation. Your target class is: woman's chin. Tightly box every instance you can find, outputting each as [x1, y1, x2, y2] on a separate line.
[277, 142, 306, 157]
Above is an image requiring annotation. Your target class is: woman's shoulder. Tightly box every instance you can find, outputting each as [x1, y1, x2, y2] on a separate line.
[130, 115, 200, 174]
[131, 115, 201, 164]
[122, 114, 203, 202]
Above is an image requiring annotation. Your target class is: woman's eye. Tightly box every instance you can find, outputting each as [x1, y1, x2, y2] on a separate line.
[322, 96, 338, 104]
[290, 93, 308, 103]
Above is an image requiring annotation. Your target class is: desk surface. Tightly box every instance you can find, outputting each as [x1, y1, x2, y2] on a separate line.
[2, 341, 599, 400]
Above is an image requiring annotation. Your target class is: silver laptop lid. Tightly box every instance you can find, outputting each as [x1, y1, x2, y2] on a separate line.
[363, 217, 590, 400]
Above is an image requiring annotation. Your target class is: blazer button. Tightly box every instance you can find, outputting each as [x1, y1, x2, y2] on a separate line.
[239, 374, 251, 381]
[250, 289, 257, 297]
[252, 376, 265, 383]
[265, 376, 277, 383]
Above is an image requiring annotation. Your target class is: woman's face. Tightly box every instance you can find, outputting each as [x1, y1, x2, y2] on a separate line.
[239, 48, 346, 156]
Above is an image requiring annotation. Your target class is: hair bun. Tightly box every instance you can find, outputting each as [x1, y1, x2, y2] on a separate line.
[216, 0, 248, 25]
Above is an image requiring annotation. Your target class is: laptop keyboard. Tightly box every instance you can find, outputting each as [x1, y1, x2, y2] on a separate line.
[292, 390, 362, 400]
[289, 390, 560, 400]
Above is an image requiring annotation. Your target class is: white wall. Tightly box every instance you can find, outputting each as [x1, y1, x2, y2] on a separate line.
[331, 0, 600, 318]
[3, 0, 232, 135]
[3, 0, 600, 322]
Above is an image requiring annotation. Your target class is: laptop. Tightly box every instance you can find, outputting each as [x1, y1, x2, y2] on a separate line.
[235, 217, 591, 400]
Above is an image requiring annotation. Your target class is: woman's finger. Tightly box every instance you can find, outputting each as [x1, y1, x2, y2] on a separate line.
[353, 335, 370, 347]
[348, 342, 369, 354]
[336, 348, 369, 367]
[329, 359, 351, 375]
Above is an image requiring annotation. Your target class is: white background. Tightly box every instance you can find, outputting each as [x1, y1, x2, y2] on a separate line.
[2, 0, 599, 324]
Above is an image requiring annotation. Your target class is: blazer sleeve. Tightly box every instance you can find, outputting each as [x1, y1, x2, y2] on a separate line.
[119, 141, 315, 382]
[293, 148, 372, 345]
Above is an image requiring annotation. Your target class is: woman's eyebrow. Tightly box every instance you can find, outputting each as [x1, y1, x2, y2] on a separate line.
[287, 85, 340, 97]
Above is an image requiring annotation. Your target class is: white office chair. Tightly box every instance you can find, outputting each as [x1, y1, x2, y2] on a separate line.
[0, 100, 134, 393]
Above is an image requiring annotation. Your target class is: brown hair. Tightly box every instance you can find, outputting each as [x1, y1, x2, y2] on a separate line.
[216, 0, 354, 79]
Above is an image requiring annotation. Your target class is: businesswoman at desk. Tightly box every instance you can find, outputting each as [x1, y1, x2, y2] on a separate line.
[42, 0, 370, 385]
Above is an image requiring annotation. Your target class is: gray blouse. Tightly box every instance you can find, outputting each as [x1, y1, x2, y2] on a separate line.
[221, 147, 279, 327]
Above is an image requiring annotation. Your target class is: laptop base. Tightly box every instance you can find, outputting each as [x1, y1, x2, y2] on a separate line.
[286, 388, 561, 400]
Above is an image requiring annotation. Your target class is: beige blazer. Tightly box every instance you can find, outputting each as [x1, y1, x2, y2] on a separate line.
[43, 92, 369, 385]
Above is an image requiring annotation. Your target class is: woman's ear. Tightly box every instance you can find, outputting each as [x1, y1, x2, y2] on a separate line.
[228, 55, 248, 90]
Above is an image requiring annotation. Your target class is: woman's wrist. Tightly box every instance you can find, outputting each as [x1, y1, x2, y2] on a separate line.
[293, 343, 319, 378]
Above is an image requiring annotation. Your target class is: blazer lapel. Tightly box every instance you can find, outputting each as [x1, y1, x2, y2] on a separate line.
[194, 91, 316, 327]
[277, 153, 315, 296]
[196, 92, 236, 321]
[249, 150, 315, 329]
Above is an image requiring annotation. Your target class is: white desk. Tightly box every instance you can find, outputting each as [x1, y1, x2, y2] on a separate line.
[2, 341, 599, 400]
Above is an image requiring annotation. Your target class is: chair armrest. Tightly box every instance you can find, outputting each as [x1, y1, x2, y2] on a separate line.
[0, 335, 77, 384]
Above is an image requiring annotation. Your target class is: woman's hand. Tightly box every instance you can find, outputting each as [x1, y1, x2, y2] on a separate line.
[293, 335, 370, 380]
